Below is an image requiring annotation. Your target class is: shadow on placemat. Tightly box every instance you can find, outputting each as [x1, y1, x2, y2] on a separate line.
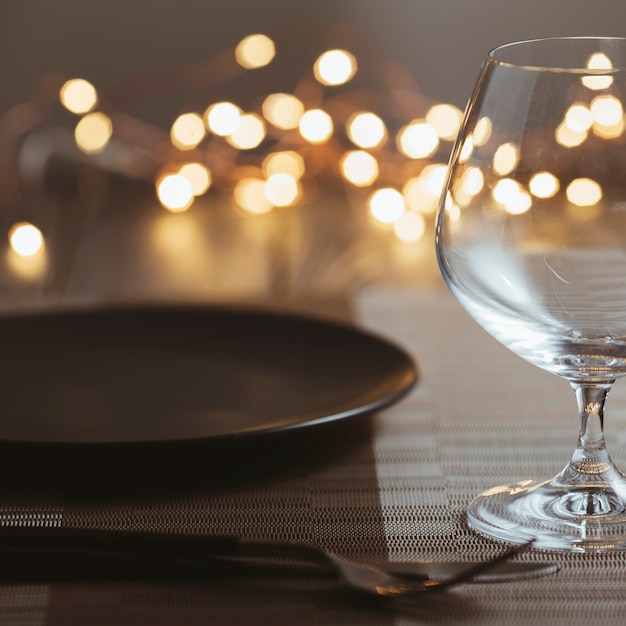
[0, 413, 377, 494]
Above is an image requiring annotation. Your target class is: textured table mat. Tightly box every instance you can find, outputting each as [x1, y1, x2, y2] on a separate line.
[3, 288, 626, 624]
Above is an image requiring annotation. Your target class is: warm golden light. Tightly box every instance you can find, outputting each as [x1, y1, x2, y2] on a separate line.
[74, 112, 112, 154]
[262, 151, 305, 180]
[529, 171, 560, 199]
[403, 177, 438, 214]
[157, 174, 195, 212]
[234, 178, 273, 214]
[565, 104, 593, 133]
[566, 178, 602, 207]
[299, 109, 333, 144]
[492, 178, 522, 206]
[262, 93, 304, 130]
[226, 113, 266, 149]
[346, 112, 386, 149]
[205, 102, 242, 136]
[368, 188, 405, 224]
[445, 192, 461, 223]
[458, 135, 474, 163]
[493, 142, 519, 176]
[8, 222, 44, 257]
[170, 113, 206, 150]
[582, 52, 614, 90]
[503, 189, 532, 215]
[59, 78, 98, 114]
[393, 210, 426, 243]
[235, 34, 276, 69]
[594, 117, 625, 139]
[473, 117, 492, 146]
[425, 103, 463, 141]
[179, 162, 212, 196]
[591, 95, 623, 127]
[340, 150, 379, 187]
[590, 95, 625, 138]
[397, 121, 439, 159]
[555, 122, 587, 147]
[264, 173, 300, 206]
[313, 49, 357, 86]
[462, 166, 484, 196]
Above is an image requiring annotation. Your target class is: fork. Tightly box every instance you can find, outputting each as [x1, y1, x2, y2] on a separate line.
[0, 527, 536, 597]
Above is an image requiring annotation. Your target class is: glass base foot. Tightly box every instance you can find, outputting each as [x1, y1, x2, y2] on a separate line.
[468, 478, 626, 552]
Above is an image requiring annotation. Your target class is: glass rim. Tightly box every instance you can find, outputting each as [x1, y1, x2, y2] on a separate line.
[487, 36, 626, 73]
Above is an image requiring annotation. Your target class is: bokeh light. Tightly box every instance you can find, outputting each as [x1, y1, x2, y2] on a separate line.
[425, 103, 463, 141]
[235, 34, 276, 69]
[402, 164, 448, 214]
[262, 93, 304, 130]
[565, 104, 593, 133]
[74, 112, 112, 154]
[346, 112, 386, 149]
[313, 49, 357, 86]
[397, 121, 439, 159]
[340, 150, 379, 187]
[473, 117, 492, 146]
[493, 142, 519, 176]
[262, 151, 305, 180]
[171, 112, 206, 150]
[582, 52, 614, 90]
[59, 78, 98, 114]
[555, 123, 587, 148]
[264, 173, 300, 206]
[8, 222, 44, 257]
[299, 109, 333, 144]
[591, 95, 623, 127]
[393, 211, 426, 243]
[179, 162, 212, 196]
[157, 174, 195, 212]
[226, 113, 266, 149]
[234, 178, 273, 214]
[205, 102, 242, 136]
[369, 188, 405, 224]
[529, 171, 560, 199]
[566, 178, 602, 207]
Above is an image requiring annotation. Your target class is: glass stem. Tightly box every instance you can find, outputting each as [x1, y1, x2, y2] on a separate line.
[568, 381, 614, 477]
[552, 380, 626, 517]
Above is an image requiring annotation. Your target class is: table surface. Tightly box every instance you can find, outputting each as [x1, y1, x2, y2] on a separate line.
[2, 166, 626, 623]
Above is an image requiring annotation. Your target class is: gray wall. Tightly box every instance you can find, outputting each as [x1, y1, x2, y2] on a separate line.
[2, 1, 625, 113]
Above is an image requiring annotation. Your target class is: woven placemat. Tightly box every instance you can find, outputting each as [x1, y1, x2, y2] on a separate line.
[3, 288, 626, 624]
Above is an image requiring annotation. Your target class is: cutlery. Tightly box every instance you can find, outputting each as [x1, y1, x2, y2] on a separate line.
[0, 527, 552, 596]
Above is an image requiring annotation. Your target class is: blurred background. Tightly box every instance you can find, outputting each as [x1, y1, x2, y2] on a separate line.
[0, 0, 625, 308]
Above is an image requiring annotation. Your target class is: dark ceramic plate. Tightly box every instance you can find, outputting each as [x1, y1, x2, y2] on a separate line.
[0, 304, 417, 450]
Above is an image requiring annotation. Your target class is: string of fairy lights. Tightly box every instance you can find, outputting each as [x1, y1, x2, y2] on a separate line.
[2, 29, 465, 265]
[4, 32, 625, 274]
